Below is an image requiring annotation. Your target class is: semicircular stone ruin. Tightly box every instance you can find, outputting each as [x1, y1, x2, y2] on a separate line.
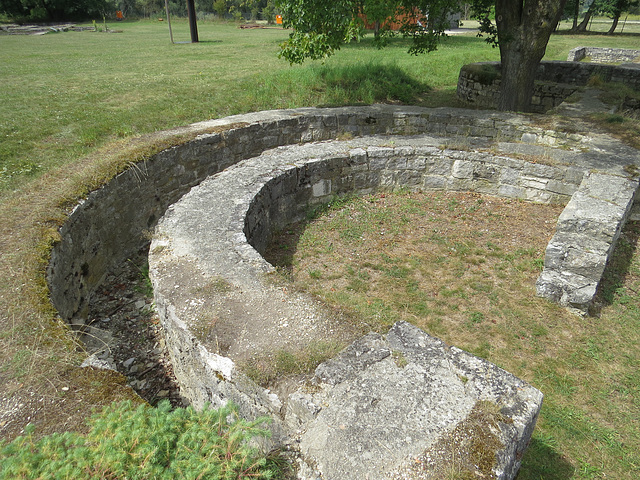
[47, 104, 640, 480]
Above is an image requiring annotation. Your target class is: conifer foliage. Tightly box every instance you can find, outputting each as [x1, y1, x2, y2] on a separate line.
[0, 401, 276, 480]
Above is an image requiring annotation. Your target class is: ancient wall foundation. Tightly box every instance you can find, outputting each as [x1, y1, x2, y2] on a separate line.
[457, 61, 640, 112]
[48, 105, 588, 326]
[568, 46, 640, 64]
[46, 105, 640, 479]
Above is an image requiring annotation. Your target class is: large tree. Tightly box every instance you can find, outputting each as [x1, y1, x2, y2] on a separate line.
[474, 0, 567, 111]
[600, 0, 640, 34]
[277, 0, 567, 112]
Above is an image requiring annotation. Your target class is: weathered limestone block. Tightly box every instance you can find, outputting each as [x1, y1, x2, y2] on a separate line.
[289, 322, 543, 480]
[537, 172, 639, 313]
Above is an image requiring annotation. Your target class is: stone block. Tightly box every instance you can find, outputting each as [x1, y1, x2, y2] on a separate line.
[498, 184, 525, 199]
[312, 179, 332, 197]
[452, 160, 474, 179]
[294, 322, 542, 480]
[579, 172, 639, 208]
[557, 192, 628, 242]
[422, 175, 446, 189]
[546, 179, 579, 196]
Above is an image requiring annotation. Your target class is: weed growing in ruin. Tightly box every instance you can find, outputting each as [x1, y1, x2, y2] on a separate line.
[240, 340, 345, 386]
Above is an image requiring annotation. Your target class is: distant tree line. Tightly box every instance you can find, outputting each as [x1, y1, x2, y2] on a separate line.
[3, 0, 639, 29]
[0, 0, 277, 23]
[563, 0, 640, 34]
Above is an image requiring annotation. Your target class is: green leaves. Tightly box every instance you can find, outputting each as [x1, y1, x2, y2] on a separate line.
[0, 401, 275, 480]
[277, 0, 461, 63]
[278, 0, 363, 63]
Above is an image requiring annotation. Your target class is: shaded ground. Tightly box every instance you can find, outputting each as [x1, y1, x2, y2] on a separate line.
[83, 247, 184, 407]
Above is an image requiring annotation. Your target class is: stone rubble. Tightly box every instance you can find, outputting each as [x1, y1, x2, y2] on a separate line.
[81, 249, 184, 407]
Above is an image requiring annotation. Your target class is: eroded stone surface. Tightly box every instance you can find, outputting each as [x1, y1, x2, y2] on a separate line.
[536, 172, 639, 314]
[288, 322, 542, 480]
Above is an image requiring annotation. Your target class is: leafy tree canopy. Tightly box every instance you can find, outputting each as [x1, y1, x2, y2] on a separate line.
[0, 0, 115, 21]
[277, 0, 460, 64]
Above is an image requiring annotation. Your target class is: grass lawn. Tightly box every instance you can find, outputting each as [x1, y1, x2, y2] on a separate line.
[267, 192, 640, 479]
[0, 17, 639, 479]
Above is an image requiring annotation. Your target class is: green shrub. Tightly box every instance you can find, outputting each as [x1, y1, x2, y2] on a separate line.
[0, 400, 275, 480]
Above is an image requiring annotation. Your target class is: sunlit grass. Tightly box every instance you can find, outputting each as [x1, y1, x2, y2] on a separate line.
[2, 19, 639, 192]
[267, 192, 640, 479]
[0, 20, 494, 192]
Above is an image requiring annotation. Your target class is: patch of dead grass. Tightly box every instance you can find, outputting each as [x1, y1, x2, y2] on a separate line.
[267, 191, 568, 358]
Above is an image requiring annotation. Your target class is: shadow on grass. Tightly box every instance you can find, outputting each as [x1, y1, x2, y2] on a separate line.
[593, 220, 640, 311]
[516, 436, 575, 479]
[263, 218, 307, 275]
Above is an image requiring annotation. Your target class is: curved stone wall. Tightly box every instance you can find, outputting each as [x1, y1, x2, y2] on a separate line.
[48, 105, 585, 326]
[147, 129, 637, 478]
[149, 135, 553, 478]
[46, 105, 639, 479]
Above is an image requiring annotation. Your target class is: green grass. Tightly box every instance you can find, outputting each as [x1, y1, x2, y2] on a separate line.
[0, 19, 494, 193]
[2, 19, 640, 192]
[269, 192, 640, 479]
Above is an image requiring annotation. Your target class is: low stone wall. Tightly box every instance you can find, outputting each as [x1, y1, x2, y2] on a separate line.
[568, 46, 640, 64]
[47, 105, 589, 326]
[457, 61, 640, 112]
[149, 135, 552, 479]
[537, 172, 639, 314]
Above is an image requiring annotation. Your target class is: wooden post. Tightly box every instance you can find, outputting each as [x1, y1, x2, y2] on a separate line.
[164, 0, 174, 44]
[186, 0, 199, 43]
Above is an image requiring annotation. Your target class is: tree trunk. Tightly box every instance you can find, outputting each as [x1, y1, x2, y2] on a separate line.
[576, 1, 596, 32]
[572, 0, 580, 30]
[495, 0, 567, 112]
[607, 14, 620, 34]
[186, 0, 199, 43]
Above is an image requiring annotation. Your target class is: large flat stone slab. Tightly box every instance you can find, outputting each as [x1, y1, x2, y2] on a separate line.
[288, 322, 542, 480]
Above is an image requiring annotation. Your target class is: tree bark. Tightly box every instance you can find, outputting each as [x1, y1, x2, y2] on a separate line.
[576, 1, 596, 32]
[186, 0, 199, 43]
[495, 0, 567, 112]
[572, 0, 580, 30]
[607, 14, 620, 34]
